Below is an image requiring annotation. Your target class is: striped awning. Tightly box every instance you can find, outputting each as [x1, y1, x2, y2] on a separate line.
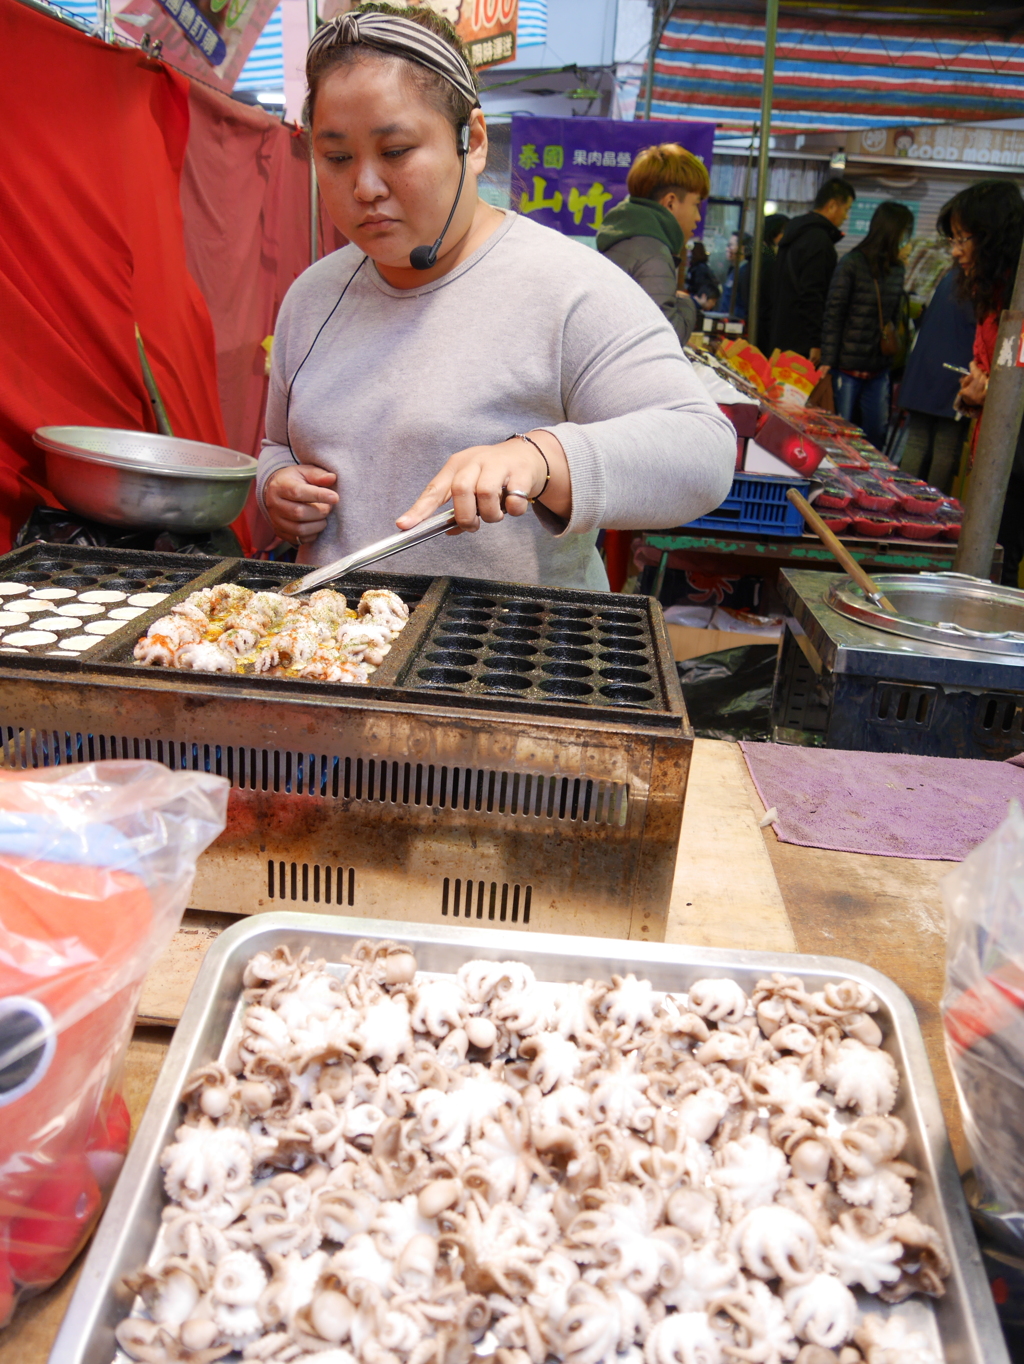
[651, 8, 1024, 130]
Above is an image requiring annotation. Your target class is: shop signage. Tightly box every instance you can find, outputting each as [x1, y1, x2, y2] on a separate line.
[848, 124, 1024, 168]
[510, 116, 715, 241]
[114, 0, 277, 86]
[412, 0, 518, 69]
[844, 195, 919, 243]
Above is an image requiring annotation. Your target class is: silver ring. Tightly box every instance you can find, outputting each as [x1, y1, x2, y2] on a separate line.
[505, 489, 532, 501]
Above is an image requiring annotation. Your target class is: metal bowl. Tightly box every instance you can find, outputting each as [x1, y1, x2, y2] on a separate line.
[33, 426, 257, 531]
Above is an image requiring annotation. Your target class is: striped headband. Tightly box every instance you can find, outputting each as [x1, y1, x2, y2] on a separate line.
[308, 11, 479, 108]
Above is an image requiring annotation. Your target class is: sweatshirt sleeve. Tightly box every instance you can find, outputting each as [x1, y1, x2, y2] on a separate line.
[606, 238, 695, 345]
[538, 273, 737, 535]
[256, 298, 299, 518]
[629, 243, 695, 345]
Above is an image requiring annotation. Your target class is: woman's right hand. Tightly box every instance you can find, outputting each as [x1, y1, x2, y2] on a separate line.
[959, 361, 989, 407]
[264, 465, 339, 545]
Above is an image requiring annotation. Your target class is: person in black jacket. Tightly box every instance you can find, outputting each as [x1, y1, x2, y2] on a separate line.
[685, 240, 717, 300]
[819, 201, 914, 451]
[736, 213, 789, 346]
[770, 178, 856, 360]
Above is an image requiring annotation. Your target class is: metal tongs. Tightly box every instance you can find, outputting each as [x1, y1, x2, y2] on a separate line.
[280, 508, 458, 596]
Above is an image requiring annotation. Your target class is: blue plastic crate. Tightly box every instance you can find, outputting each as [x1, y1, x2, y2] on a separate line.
[686, 472, 810, 537]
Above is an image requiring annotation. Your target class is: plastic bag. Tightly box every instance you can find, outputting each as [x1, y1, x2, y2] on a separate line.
[676, 644, 778, 742]
[942, 799, 1024, 1255]
[0, 761, 227, 1322]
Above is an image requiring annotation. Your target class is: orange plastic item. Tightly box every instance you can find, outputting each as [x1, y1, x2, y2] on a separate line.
[0, 760, 227, 1321]
[0, 858, 152, 1293]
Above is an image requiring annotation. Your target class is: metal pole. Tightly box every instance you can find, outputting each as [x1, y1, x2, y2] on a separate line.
[307, 0, 319, 266]
[642, 0, 672, 120]
[953, 234, 1024, 578]
[747, 0, 778, 349]
[728, 129, 756, 321]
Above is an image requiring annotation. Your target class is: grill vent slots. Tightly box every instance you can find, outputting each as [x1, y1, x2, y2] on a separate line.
[976, 694, 1024, 738]
[267, 861, 355, 907]
[0, 728, 628, 827]
[442, 877, 532, 925]
[872, 684, 937, 728]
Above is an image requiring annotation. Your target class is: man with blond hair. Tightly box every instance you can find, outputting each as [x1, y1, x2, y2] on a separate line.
[597, 143, 710, 346]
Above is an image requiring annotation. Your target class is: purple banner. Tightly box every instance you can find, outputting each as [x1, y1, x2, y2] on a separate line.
[509, 116, 715, 240]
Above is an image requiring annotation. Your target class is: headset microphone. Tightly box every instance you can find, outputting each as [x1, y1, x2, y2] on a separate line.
[410, 122, 471, 271]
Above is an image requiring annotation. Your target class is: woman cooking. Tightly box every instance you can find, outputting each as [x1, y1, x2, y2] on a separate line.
[257, 3, 734, 591]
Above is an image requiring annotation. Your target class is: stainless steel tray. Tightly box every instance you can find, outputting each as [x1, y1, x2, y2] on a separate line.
[50, 914, 1008, 1364]
[827, 572, 1024, 657]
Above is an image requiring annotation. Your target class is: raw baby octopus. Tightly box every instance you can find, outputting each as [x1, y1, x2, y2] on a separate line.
[115, 950, 950, 1364]
[134, 586, 408, 682]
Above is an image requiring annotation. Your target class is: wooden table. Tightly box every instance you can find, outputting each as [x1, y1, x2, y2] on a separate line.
[2, 738, 966, 1359]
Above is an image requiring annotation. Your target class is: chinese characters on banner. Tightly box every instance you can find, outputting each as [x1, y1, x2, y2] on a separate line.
[113, 0, 278, 86]
[411, 0, 517, 69]
[510, 116, 715, 241]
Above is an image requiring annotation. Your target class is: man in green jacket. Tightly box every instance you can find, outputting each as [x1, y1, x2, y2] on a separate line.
[597, 144, 710, 347]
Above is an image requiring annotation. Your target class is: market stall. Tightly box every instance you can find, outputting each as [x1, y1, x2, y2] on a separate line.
[0, 738, 1013, 1364]
[4, 1, 1024, 1361]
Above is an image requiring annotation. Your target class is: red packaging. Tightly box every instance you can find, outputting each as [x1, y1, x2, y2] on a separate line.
[938, 501, 964, 540]
[827, 438, 872, 471]
[718, 401, 760, 439]
[754, 409, 826, 476]
[820, 512, 852, 534]
[850, 511, 898, 536]
[812, 469, 857, 510]
[896, 514, 946, 540]
[850, 474, 899, 513]
[888, 475, 946, 515]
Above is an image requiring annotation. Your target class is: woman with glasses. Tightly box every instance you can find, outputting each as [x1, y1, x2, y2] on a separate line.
[939, 182, 1024, 410]
[938, 180, 1024, 586]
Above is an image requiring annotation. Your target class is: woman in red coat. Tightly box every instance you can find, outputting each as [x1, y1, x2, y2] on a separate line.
[941, 180, 1024, 586]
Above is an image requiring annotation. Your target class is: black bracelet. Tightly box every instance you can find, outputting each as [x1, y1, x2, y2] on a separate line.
[508, 432, 551, 502]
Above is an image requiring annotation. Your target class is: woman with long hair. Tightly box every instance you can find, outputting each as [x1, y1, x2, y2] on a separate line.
[940, 180, 1024, 404]
[818, 200, 915, 449]
[685, 239, 717, 299]
[257, 3, 734, 589]
[940, 179, 1024, 586]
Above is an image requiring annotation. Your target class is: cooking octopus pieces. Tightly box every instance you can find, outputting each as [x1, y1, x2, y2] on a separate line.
[115, 946, 952, 1364]
[133, 584, 410, 683]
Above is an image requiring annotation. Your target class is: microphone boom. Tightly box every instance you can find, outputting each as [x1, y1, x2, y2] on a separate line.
[410, 122, 471, 271]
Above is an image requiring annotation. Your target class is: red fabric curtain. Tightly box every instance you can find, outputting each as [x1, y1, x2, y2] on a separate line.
[179, 85, 346, 552]
[0, 0, 227, 553]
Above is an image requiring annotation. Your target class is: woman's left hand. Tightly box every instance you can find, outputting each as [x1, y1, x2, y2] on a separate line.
[397, 431, 571, 532]
[959, 361, 989, 407]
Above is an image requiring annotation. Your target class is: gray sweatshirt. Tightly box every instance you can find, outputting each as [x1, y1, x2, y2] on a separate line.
[601, 237, 698, 346]
[258, 210, 735, 590]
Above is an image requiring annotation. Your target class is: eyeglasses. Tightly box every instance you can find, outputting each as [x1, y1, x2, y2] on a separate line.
[949, 234, 974, 247]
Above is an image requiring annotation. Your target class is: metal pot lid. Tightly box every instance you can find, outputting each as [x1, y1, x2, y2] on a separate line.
[33, 426, 256, 479]
[827, 572, 1024, 657]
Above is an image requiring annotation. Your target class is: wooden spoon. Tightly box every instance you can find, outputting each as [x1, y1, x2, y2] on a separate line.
[787, 487, 897, 614]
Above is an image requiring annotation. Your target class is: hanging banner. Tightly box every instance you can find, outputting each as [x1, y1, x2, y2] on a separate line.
[510, 116, 715, 241]
[412, 0, 517, 69]
[113, 0, 277, 88]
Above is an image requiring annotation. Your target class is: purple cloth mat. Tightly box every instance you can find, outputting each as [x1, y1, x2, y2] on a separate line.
[740, 742, 1024, 861]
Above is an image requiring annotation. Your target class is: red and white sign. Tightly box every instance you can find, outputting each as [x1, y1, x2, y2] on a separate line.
[413, 0, 518, 69]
